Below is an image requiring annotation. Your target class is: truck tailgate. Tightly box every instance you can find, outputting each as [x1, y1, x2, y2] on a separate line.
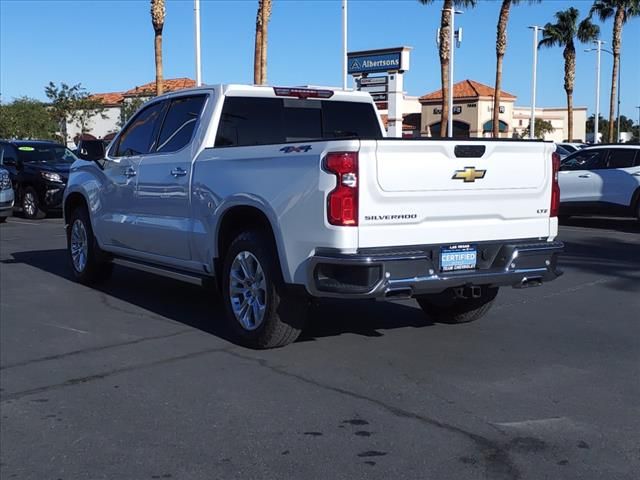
[357, 140, 557, 248]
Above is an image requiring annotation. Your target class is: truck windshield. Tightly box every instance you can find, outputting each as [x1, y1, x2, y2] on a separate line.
[215, 97, 383, 147]
[17, 145, 78, 164]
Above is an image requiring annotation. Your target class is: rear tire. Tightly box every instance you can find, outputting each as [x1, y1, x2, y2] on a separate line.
[221, 230, 306, 349]
[22, 187, 45, 219]
[67, 205, 113, 284]
[416, 286, 499, 324]
[0, 217, 6, 223]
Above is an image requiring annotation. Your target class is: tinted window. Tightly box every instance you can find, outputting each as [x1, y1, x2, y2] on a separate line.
[607, 149, 637, 169]
[215, 97, 382, 147]
[16, 144, 78, 164]
[0, 144, 18, 165]
[115, 101, 166, 156]
[156, 96, 207, 153]
[560, 150, 608, 171]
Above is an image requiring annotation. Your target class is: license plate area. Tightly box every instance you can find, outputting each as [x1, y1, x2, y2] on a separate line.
[440, 244, 477, 272]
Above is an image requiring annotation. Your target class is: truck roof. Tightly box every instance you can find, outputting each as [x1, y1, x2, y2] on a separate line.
[151, 84, 375, 103]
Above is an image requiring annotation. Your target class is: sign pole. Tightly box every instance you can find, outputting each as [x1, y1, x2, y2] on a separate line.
[342, 0, 347, 90]
[194, 0, 202, 86]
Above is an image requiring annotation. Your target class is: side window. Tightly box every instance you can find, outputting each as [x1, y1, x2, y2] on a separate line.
[215, 97, 284, 147]
[607, 149, 637, 169]
[114, 101, 166, 157]
[156, 95, 207, 153]
[561, 150, 608, 171]
[0, 144, 18, 166]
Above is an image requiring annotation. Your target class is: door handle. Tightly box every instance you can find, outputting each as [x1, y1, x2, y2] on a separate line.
[171, 167, 188, 177]
[578, 174, 591, 178]
[123, 167, 136, 178]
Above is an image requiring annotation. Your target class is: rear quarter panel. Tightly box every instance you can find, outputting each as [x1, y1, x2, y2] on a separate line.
[190, 140, 361, 284]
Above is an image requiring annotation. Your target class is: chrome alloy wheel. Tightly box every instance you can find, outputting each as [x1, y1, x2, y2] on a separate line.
[23, 192, 36, 217]
[70, 219, 89, 273]
[229, 251, 267, 331]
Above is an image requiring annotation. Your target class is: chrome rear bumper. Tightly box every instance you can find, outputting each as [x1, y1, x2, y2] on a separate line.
[307, 240, 563, 299]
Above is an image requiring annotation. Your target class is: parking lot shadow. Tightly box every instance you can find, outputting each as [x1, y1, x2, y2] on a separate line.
[3, 249, 432, 345]
[560, 234, 640, 292]
[560, 216, 640, 234]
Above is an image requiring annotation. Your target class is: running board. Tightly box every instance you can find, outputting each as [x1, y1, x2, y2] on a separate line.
[112, 257, 208, 286]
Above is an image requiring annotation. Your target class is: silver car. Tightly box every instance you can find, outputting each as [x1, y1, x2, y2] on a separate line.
[0, 166, 15, 222]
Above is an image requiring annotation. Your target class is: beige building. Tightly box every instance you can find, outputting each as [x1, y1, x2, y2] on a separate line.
[512, 106, 587, 143]
[419, 79, 586, 142]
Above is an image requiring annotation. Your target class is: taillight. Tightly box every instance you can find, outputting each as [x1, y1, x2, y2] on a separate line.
[324, 152, 358, 226]
[550, 151, 561, 217]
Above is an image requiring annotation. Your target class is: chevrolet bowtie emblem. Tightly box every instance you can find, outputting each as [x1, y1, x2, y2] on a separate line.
[452, 167, 486, 183]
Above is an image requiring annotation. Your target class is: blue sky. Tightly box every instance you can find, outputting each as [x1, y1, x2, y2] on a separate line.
[1, 0, 639, 121]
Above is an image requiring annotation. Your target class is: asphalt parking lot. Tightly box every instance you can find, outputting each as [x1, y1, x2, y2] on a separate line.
[0, 216, 638, 480]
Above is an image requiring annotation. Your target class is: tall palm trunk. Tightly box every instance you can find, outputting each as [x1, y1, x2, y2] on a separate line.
[439, 0, 452, 137]
[608, 6, 624, 143]
[563, 44, 576, 141]
[493, 0, 511, 138]
[260, 0, 271, 84]
[254, 1, 264, 84]
[151, 0, 165, 96]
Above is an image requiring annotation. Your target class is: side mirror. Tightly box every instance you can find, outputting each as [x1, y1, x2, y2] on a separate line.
[80, 148, 88, 157]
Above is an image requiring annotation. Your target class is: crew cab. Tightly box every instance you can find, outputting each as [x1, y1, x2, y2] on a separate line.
[63, 85, 563, 348]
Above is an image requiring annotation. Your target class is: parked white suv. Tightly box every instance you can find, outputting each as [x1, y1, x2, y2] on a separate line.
[558, 144, 640, 220]
[63, 85, 563, 348]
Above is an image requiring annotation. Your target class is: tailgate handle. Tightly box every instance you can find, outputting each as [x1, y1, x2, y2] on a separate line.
[454, 145, 486, 158]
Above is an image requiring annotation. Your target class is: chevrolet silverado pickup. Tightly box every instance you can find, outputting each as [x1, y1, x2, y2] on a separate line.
[63, 85, 563, 348]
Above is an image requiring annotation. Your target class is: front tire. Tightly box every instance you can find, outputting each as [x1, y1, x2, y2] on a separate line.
[67, 206, 113, 284]
[22, 187, 45, 219]
[416, 286, 499, 324]
[221, 230, 306, 349]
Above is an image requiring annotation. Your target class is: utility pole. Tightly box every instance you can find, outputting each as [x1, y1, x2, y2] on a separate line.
[194, 0, 202, 86]
[444, 8, 462, 138]
[528, 25, 542, 139]
[342, 0, 347, 90]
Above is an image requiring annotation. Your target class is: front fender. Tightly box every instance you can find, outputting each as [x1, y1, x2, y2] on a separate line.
[64, 161, 106, 245]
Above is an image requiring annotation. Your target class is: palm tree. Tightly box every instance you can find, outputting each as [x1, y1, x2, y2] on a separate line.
[150, 0, 165, 96]
[419, 0, 476, 137]
[589, 0, 640, 142]
[538, 8, 599, 141]
[254, 0, 272, 85]
[492, 0, 540, 138]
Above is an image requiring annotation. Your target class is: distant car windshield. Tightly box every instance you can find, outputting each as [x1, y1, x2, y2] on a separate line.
[16, 144, 78, 164]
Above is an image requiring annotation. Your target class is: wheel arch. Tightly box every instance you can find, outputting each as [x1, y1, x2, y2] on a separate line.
[631, 186, 640, 217]
[214, 204, 290, 283]
[63, 191, 89, 226]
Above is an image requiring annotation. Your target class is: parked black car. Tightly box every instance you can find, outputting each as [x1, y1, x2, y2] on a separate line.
[0, 140, 77, 219]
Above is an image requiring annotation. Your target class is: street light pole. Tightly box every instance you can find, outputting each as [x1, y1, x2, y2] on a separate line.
[616, 52, 621, 142]
[528, 25, 542, 140]
[194, 0, 202, 86]
[594, 40, 604, 143]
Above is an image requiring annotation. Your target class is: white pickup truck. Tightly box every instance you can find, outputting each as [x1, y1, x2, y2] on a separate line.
[64, 85, 563, 348]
